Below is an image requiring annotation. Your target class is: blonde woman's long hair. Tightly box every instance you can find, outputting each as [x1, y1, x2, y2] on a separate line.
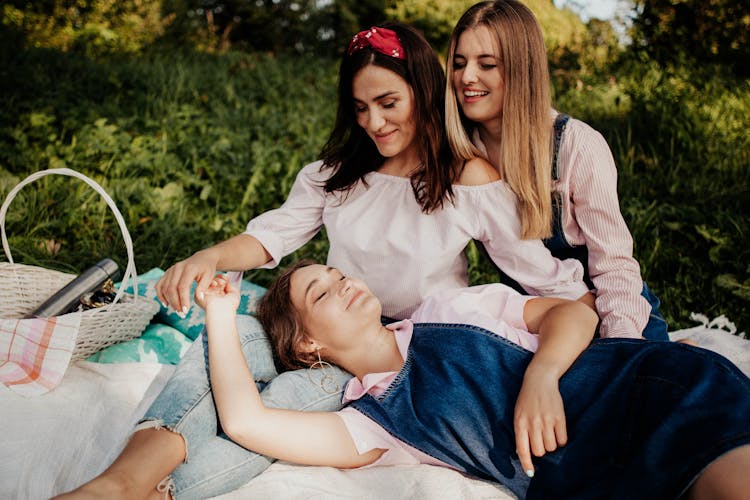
[446, 0, 553, 239]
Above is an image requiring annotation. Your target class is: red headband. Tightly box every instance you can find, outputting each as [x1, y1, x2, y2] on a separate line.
[347, 27, 405, 60]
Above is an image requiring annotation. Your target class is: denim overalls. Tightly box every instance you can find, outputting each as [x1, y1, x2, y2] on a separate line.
[498, 114, 668, 340]
[350, 323, 750, 499]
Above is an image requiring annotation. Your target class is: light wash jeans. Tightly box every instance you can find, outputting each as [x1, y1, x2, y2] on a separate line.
[137, 314, 351, 499]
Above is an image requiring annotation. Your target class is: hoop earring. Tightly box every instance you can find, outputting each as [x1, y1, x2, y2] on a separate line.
[307, 348, 340, 394]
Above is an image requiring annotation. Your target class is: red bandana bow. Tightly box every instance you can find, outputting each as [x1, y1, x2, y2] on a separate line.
[347, 27, 405, 60]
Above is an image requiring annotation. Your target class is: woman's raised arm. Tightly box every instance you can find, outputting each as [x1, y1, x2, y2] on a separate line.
[199, 276, 383, 469]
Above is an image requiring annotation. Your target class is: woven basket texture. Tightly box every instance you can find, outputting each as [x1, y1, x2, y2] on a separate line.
[0, 263, 158, 361]
[1, 168, 159, 361]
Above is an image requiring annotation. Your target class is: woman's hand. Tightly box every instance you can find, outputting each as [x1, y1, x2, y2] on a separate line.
[155, 234, 273, 316]
[194, 274, 241, 313]
[513, 366, 567, 478]
[155, 249, 220, 317]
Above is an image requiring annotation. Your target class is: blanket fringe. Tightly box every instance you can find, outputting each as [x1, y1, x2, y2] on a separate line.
[689, 312, 745, 337]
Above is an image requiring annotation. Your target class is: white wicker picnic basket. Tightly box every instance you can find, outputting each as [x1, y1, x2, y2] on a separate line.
[0, 168, 159, 361]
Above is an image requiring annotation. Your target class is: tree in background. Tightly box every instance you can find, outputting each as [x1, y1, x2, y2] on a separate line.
[630, 0, 749, 77]
[2, 0, 608, 71]
[163, 0, 334, 53]
[1, 0, 170, 57]
[384, 0, 595, 65]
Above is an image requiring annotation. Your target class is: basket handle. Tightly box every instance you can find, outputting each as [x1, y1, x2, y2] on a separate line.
[0, 168, 139, 305]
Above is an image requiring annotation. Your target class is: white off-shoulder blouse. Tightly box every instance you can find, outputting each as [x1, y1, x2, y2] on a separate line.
[244, 161, 587, 319]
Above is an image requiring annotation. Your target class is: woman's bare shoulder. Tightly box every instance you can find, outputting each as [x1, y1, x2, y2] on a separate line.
[456, 157, 501, 186]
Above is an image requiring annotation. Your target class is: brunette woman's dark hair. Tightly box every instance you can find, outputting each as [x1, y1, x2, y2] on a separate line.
[319, 22, 459, 213]
[256, 259, 318, 372]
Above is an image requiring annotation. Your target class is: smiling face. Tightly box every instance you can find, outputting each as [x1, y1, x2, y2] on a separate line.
[289, 264, 382, 353]
[451, 26, 505, 126]
[352, 64, 419, 168]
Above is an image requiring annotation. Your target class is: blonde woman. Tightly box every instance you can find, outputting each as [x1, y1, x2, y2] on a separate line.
[445, 0, 668, 340]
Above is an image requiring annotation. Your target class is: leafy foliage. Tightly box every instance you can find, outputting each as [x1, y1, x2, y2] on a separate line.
[630, 0, 750, 77]
[2, 0, 608, 71]
[1, 0, 170, 57]
[0, 48, 336, 285]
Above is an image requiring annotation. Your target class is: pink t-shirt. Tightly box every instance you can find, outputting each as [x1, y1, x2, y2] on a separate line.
[473, 113, 650, 338]
[337, 283, 533, 468]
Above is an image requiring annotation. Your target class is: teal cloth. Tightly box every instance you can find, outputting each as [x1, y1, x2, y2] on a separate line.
[86, 323, 192, 364]
[86, 268, 267, 364]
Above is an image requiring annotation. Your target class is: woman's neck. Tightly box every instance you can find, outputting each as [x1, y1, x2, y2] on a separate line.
[377, 147, 422, 177]
[377, 162, 415, 177]
[477, 120, 503, 170]
[338, 324, 404, 379]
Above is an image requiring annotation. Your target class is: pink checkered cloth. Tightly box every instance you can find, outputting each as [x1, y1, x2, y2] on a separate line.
[0, 312, 81, 397]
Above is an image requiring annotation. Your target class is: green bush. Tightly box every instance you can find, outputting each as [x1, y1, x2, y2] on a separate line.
[549, 61, 750, 331]
[1, 1, 169, 57]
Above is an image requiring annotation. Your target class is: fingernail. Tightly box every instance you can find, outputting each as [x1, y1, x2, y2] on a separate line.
[198, 291, 205, 300]
[526, 469, 535, 478]
[182, 306, 188, 314]
[160, 301, 168, 308]
[178, 312, 186, 319]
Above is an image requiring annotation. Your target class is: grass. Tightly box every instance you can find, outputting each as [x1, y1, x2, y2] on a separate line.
[1, 46, 748, 334]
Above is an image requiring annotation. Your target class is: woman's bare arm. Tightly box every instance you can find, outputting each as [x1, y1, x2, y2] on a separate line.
[201, 277, 382, 468]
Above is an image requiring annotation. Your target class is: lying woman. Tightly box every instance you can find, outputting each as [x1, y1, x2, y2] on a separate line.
[60, 261, 750, 499]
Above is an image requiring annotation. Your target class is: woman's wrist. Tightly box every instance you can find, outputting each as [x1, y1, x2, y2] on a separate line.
[196, 246, 222, 267]
[524, 360, 564, 383]
[206, 300, 238, 317]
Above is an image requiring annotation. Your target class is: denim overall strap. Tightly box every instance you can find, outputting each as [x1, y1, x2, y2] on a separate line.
[486, 113, 592, 291]
[551, 113, 570, 182]
[350, 325, 750, 500]
[542, 113, 590, 273]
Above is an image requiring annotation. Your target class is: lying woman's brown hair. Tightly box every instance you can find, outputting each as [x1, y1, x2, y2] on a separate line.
[256, 259, 318, 372]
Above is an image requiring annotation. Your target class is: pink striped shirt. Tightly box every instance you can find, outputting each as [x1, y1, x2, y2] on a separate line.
[474, 114, 651, 338]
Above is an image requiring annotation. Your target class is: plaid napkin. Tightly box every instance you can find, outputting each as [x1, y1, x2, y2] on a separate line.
[0, 312, 81, 397]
